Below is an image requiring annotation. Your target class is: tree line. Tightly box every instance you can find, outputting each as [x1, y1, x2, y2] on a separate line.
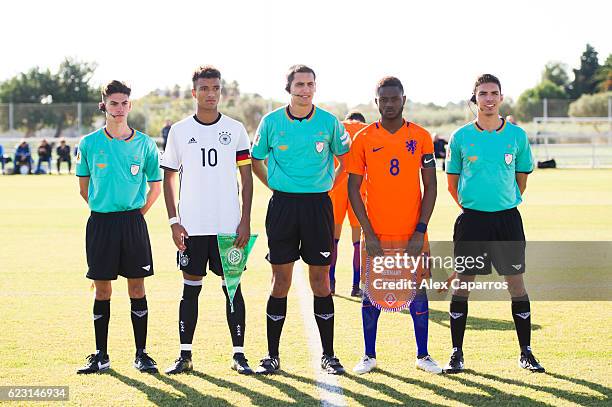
[1, 44, 610, 138]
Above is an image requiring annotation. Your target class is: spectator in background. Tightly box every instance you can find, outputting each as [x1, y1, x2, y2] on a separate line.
[0, 144, 5, 174]
[433, 133, 448, 171]
[36, 139, 53, 174]
[56, 138, 72, 174]
[14, 139, 32, 174]
[506, 115, 517, 125]
[161, 120, 172, 150]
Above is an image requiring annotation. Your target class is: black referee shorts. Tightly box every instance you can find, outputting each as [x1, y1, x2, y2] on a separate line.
[453, 207, 526, 276]
[265, 191, 334, 266]
[85, 209, 154, 280]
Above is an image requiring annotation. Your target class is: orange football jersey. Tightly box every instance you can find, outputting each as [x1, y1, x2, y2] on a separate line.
[347, 120, 434, 235]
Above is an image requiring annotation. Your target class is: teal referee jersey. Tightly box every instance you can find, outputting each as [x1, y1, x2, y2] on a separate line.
[76, 128, 161, 213]
[251, 106, 350, 193]
[446, 119, 533, 212]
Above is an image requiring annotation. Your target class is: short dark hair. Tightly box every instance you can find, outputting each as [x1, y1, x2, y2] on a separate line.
[345, 111, 366, 122]
[473, 74, 502, 94]
[192, 65, 221, 88]
[285, 64, 316, 93]
[376, 76, 404, 95]
[101, 80, 131, 101]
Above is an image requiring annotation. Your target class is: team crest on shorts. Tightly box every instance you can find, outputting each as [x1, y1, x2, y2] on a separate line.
[505, 153, 513, 165]
[219, 131, 232, 145]
[130, 164, 140, 175]
[179, 252, 189, 267]
[315, 141, 325, 153]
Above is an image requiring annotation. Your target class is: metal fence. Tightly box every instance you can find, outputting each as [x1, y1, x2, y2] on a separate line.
[1, 98, 611, 168]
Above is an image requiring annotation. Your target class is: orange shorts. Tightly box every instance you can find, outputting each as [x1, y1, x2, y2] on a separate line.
[329, 178, 361, 228]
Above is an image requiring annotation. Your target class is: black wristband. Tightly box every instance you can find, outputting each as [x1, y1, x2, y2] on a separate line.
[415, 222, 427, 233]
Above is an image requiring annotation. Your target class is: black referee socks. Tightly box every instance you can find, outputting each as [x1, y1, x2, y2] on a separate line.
[130, 296, 148, 352]
[314, 294, 335, 357]
[511, 294, 531, 349]
[450, 295, 468, 350]
[266, 296, 287, 357]
[222, 283, 246, 352]
[93, 299, 110, 357]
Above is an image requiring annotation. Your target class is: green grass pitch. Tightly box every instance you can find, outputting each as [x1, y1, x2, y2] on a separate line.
[0, 169, 611, 406]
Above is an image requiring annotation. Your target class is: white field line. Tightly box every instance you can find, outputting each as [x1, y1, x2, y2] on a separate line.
[293, 261, 348, 407]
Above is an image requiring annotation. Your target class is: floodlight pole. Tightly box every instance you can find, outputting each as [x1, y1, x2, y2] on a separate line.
[9, 103, 14, 132]
[77, 102, 82, 136]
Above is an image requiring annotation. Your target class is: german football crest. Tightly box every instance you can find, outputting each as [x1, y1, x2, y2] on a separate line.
[505, 153, 513, 165]
[219, 131, 232, 145]
[130, 164, 140, 175]
[218, 234, 258, 313]
[179, 252, 189, 267]
[315, 141, 325, 153]
[226, 247, 243, 266]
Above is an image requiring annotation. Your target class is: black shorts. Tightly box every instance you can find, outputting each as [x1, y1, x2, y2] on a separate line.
[265, 191, 334, 266]
[86, 210, 154, 280]
[453, 207, 526, 276]
[178, 235, 223, 277]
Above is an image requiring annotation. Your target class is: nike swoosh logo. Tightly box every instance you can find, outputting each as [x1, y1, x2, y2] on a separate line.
[424, 157, 435, 164]
[373, 147, 384, 152]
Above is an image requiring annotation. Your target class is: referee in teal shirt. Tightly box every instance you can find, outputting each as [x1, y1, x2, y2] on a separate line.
[444, 74, 544, 374]
[251, 65, 349, 375]
[75, 81, 162, 374]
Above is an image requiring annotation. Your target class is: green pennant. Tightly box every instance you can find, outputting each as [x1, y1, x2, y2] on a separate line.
[217, 234, 258, 313]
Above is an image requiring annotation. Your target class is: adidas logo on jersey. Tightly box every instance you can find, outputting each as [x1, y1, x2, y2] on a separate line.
[188, 137, 197, 144]
[515, 312, 531, 319]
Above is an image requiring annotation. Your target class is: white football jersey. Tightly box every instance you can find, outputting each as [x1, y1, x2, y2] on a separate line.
[160, 113, 251, 235]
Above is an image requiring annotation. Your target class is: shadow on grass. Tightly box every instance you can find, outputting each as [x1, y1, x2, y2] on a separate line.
[108, 370, 231, 406]
[471, 371, 610, 406]
[442, 371, 562, 406]
[193, 371, 317, 406]
[333, 294, 360, 304]
[380, 368, 552, 406]
[406, 308, 542, 331]
[277, 370, 445, 406]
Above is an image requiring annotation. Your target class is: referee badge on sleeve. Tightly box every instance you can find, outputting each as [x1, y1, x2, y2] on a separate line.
[130, 164, 140, 175]
[504, 154, 513, 165]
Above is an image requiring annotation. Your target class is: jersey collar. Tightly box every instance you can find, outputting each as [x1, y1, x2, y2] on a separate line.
[103, 127, 135, 141]
[474, 117, 506, 133]
[374, 119, 409, 131]
[193, 113, 222, 126]
[285, 105, 315, 122]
